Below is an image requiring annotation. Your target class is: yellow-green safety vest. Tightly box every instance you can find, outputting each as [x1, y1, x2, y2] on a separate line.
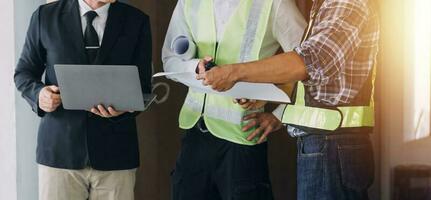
[281, 1, 376, 131]
[179, 0, 274, 145]
[281, 80, 376, 131]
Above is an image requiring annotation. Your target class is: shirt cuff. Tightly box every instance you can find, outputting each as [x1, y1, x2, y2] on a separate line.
[295, 46, 329, 86]
[33, 85, 46, 117]
[294, 46, 315, 81]
[272, 104, 287, 122]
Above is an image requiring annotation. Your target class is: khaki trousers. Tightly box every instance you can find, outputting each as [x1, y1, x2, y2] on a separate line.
[38, 165, 136, 200]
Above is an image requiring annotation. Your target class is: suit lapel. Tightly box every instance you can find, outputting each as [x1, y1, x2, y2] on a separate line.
[61, 0, 88, 64]
[94, 2, 125, 64]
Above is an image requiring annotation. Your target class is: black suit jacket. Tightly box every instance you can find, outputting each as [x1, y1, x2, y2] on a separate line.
[14, 0, 152, 170]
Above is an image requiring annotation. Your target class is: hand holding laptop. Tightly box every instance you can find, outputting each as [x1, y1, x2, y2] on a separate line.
[90, 105, 130, 118]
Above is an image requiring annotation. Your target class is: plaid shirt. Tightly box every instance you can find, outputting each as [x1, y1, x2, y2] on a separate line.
[295, 0, 380, 106]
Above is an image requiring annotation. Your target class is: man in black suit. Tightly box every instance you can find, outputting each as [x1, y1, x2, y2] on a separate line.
[14, 0, 152, 199]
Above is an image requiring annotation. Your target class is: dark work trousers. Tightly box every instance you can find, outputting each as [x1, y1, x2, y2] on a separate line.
[297, 132, 375, 200]
[171, 124, 274, 200]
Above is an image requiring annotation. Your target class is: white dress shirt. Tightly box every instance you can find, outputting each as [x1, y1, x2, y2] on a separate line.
[162, 0, 307, 120]
[78, 0, 111, 45]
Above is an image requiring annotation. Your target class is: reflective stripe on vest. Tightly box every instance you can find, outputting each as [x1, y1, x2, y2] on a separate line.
[179, 0, 274, 145]
[184, 94, 264, 125]
[281, 79, 376, 131]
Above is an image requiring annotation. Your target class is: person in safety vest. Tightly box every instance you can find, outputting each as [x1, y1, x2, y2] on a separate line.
[162, 0, 306, 199]
[198, 0, 380, 199]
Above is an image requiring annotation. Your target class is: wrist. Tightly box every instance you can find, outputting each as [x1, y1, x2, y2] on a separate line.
[230, 64, 243, 83]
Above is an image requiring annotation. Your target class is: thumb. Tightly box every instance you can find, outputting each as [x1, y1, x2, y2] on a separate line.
[196, 73, 205, 80]
[48, 85, 60, 93]
[203, 56, 213, 62]
[198, 61, 206, 74]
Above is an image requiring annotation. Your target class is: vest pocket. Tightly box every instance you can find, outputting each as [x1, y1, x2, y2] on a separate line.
[338, 143, 374, 191]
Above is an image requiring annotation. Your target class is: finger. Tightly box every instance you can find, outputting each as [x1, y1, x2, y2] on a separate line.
[44, 88, 60, 98]
[51, 99, 61, 107]
[217, 87, 224, 92]
[247, 102, 261, 110]
[243, 113, 258, 121]
[258, 127, 273, 144]
[42, 89, 52, 99]
[220, 86, 229, 92]
[41, 107, 52, 112]
[259, 120, 270, 129]
[49, 93, 61, 101]
[233, 99, 239, 104]
[246, 127, 263, 141]
[239, 99, 248, 104]
[108, 106, 120, 116]
[46, 99, 55, 108]
[41, 101, 51, 108]
[51, 97, 62, 104]
[97, 105, 110, 117]
[42, 102, 55, 112]
[214, 86, 224, 92]
[242, 120, 258, 132]
[91, 108, 102, 116]
[48, 85, 60, 93]
[240, 102, 252, 109]
[203, 56, 213, 62]
[39, 103, 49, 112]
[197, 61, 206, 74]
[203, 79, 210, 86]
[196, 73, 205, 80]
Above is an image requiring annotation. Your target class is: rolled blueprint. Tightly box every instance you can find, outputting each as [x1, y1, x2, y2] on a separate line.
[171, 35, 196, 60]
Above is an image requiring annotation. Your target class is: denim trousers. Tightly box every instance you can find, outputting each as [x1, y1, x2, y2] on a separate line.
[297, 132, 375, 200]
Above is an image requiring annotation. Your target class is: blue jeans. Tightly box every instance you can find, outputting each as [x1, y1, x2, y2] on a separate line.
[297, 133, 374, 200]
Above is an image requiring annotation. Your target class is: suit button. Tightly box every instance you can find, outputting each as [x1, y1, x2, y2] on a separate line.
[88, 113, 92, 117]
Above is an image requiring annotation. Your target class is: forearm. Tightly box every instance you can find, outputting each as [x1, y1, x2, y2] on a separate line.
[233, 51, 308, 84]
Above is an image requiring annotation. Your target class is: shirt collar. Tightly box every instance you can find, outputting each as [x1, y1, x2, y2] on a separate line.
[78, 0, 111, 20]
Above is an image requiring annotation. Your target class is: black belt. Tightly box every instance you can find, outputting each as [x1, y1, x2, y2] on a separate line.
[292, 124, 374, 136]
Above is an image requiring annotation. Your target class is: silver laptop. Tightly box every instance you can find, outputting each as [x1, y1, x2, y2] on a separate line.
[54, 64, 156, 111]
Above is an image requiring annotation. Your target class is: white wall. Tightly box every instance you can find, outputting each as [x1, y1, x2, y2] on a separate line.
[0, 0, 17, 199]
[0, 0, 46, 200]
[14, 1, 47, 199]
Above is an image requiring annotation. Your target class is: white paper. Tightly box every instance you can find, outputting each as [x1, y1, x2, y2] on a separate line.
[152, 71, 191, 78]
[164, 35, 291, 103]
[153, 72, 291, 103]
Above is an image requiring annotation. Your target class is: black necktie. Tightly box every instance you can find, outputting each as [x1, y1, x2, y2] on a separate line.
[84, 11, 99, 64]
